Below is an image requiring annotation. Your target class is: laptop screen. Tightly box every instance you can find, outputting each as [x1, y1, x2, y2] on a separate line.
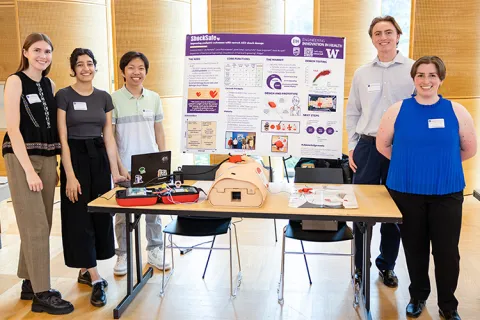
[130, 151, 172, 187]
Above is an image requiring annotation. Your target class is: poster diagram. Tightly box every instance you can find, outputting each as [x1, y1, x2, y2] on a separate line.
[182, 33, 345, 158]
[186, 121, 217, 150]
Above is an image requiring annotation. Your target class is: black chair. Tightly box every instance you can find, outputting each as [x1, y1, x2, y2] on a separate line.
[161, 165, 242, 297]
[278, 167, 355, 304]
[180, 165, 218, 181]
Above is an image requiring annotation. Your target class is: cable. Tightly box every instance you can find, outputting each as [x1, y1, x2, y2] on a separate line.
[181, 157, 231, 178]
[99, 193, 116, 201]
[232, 217, 244, 225]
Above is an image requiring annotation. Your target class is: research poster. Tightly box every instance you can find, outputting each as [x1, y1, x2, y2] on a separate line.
[181, 33, 345, 159]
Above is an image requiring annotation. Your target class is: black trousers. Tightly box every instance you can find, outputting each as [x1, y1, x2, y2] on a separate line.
[60, 138, 115, 269]
[352, 137, 401, 270]
[389, 189, 463, 311]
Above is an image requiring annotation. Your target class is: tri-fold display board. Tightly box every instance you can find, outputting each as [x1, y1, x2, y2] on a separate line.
[181, 33, 346, 159]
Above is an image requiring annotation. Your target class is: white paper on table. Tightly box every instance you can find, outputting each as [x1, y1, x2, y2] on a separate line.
[288, 185, 358, 209]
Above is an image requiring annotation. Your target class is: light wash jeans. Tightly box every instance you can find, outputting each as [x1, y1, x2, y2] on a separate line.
[115, 213, 164, 256]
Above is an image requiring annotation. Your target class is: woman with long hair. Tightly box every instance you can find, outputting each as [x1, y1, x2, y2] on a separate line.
[2, 33, 74, 315]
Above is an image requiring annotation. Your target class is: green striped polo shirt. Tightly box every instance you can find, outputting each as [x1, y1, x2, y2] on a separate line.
[111, 85, 164, 171]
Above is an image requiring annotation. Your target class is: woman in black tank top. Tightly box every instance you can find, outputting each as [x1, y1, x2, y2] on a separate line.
[2, 33, 73, 314]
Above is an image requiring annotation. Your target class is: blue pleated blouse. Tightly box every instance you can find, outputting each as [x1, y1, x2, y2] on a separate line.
[386, 95, 465, 195]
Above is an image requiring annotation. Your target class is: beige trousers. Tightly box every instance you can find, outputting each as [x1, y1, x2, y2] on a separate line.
[4, 153, 57, 293]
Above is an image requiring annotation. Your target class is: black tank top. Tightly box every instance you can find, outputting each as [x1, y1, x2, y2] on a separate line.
[2, 72, 61, 157]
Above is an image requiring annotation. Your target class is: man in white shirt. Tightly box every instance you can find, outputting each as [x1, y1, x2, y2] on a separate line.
[346, 16, 414, 292]
[111, 51, 171, 275]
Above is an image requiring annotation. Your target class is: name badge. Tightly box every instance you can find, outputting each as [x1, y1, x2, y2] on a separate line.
[143, 109, 154, 118]
[367, 83, 381, 92]
[26, 94, 41, 104]
[73, 102, 88, 111]
[428, 118, 445, 129]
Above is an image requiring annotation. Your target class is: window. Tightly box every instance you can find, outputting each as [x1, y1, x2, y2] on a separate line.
[285, 0, 314, 35]
[191, 0, 208, 34]
[382, 0, 412, 56]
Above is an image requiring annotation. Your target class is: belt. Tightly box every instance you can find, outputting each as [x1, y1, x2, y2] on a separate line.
[360, 134, 376, 143]
[68, 137, 105, 158]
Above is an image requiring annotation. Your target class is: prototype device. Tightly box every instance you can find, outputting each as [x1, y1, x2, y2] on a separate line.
[208, 156, 269, 207]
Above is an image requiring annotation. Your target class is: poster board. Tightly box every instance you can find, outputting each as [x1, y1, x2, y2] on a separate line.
[181, 33, 345, 159]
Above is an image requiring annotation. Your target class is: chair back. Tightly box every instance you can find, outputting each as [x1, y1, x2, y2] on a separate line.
[294, 167, 344, 184]
[179, 165, 225, 221]
[293, 167, 346, 230]
[181, 165, 218, 181]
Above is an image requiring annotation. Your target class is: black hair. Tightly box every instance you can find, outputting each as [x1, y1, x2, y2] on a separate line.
[119, 51, 149, 81]
[69, 48, 97, 77]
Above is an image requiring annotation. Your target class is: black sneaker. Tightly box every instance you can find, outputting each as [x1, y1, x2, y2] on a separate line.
[353, 268, 362, 284]
[90, 282, 107, 307]
[78, 270, 108, 287]
[31, 291, 74, 315]
[20, 279, 62, 300]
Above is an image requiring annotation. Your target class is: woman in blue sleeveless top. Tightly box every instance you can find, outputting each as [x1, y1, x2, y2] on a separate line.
[376, 56, 477, 320]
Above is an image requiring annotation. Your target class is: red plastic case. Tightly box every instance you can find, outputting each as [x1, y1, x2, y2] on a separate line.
[160, 186, 200, 204]
[115, 189, 158, 207]
[115, 186, 200, 206]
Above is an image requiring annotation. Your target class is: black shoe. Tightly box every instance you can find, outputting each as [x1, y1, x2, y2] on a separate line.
[78, 270, 108, 288]
[406, 298, 426, 318]
[90, 282, 107, 307]
[439, 309, 461, 320]
[353, 269, 362, 284]
[20, 280, 62, 300]
[379, 269, 398, 288]
[31, 291, 74, 315]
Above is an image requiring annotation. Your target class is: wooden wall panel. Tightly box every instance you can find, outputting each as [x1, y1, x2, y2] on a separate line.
[411, 0, 480, 98]
[0, 4, 20, 81]
[0, 130, 6, 176]
[314, 0, 381, 99]
[209, 0, 284, 34]
[16, 0, 105, 5]
[113, 0, 190, 96]
[113, 0, 191, 168]
[17, 0, 110, 91]
[314, 0, 382, 154]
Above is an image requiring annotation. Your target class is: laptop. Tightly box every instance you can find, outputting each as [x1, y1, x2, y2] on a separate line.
[117, 151, 172, 188]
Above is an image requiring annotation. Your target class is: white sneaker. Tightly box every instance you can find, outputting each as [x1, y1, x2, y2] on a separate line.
[147, 247, 171, 271]
[114, 254, 127, 276]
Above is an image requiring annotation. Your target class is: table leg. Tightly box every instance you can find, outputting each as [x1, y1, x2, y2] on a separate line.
[134, 214, 143, 283]
[362, 222, 373, 320]
[113, 213, 154, 319]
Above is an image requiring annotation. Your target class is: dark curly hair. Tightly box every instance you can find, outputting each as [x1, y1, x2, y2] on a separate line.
[69, 48, 97, 77]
